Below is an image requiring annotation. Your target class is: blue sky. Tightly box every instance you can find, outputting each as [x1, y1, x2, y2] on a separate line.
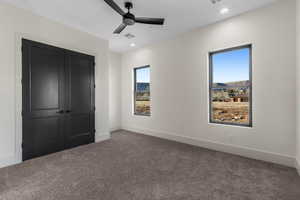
[212, 48, 250, 83]
[136, 67, 150, 83]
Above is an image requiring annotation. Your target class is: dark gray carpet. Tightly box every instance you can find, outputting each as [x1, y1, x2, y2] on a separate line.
[0, 130, 300, 200]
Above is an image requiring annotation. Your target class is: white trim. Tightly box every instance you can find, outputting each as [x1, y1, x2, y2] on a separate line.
[123, 126, 295, 167]
[95, 133, 111, 143]
[296, 158, 300, 176]
[0, 155, 19, 169]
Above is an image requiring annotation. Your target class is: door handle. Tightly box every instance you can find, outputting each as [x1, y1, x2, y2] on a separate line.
[65, 110, 72, 113]
[56, 110, 64, 114]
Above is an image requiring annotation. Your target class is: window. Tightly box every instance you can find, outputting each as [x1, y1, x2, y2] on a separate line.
[209, 45, 252, 127]
[134, 66, 151, 116]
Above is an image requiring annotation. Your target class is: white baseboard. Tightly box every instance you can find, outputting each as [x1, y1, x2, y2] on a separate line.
[110, 127, 122, 133]
[123, 126, 295, 168]
[0, 155, 19, 169]
[1, 129, 296, 171]
[95, 133, 111, 143]
[296, 158, 300, 176]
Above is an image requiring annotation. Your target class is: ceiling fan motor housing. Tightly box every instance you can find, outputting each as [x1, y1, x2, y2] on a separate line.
[123, 13, 135, 25]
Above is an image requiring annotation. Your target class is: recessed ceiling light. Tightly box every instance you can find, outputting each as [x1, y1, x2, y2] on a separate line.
[130, 43, 136, 47]
[220, 8, 229, 14]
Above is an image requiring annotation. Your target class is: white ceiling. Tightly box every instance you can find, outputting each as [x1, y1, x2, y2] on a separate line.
[1, 0, 277, 52]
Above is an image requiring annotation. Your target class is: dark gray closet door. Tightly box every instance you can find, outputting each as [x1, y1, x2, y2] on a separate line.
[64, 51, 95, 149]
[22, 39, 95, 161]
[22, 39, 65, 161]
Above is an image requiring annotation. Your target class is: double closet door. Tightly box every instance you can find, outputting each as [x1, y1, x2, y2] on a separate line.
[22, 39, 95, 161]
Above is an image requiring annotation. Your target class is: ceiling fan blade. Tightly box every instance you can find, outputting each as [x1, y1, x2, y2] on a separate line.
[104, 0, 125, 16]
[113, 23, 127, 34]
[135, 17, 165, 25]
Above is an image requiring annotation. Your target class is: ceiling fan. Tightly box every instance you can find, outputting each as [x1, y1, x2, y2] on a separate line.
[104, 0, 165, 34]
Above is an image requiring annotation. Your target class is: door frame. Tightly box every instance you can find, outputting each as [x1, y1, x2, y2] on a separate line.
[14, 33, 98, 164]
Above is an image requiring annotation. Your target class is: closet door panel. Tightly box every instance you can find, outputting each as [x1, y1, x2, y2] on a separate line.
[70, 58, 91, 112]
[22, 39, 65, 161]
[65, 52, 95, 149]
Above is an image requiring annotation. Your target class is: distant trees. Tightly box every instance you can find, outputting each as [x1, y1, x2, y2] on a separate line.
[212, 90, 229, 102]
[136, 91, 150, 101]
[212, 87, 249, 102]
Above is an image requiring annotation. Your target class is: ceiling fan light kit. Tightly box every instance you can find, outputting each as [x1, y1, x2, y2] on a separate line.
[104, 0, 165, 34]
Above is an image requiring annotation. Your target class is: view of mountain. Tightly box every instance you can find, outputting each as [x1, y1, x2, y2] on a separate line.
[137, 81, 249, 91]
[213, 80, 250, 88]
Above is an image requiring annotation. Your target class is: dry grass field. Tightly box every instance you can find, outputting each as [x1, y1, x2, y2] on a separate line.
[135, 100, 248, 123]
[212, 102, 249, 125]
[135, 101, 150, 115]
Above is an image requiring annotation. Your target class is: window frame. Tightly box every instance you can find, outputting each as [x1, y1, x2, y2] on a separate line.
[208, 44, 253, 127]
[133, 65, 151, 117]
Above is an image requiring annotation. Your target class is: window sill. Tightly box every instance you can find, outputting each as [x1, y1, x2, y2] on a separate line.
[133, 113, 151, 117]
[208, 122, 253, 129]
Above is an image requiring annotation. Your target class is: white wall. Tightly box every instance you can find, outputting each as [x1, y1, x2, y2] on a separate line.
[0, 2, 110, 168]
[121, 0, 296, 166]
[109, 52, 122, 131]
[296, 0, 300, 173]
